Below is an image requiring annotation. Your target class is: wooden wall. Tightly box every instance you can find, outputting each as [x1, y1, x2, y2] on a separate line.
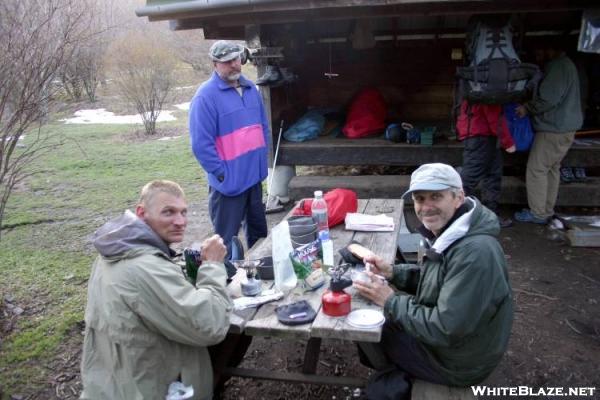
[270, 39, 464, 126]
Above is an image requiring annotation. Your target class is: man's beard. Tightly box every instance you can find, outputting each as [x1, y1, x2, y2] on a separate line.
[226, 72, 241, 81]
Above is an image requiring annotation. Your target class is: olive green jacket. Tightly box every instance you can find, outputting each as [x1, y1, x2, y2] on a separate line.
[384, 198, 513, 386]
[80, 211, 232, 400]
[525, 54, 583, 133]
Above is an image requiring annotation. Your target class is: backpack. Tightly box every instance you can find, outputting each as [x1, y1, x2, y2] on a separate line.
[455, 17, 540, 105]
[292, 188, 358, 228]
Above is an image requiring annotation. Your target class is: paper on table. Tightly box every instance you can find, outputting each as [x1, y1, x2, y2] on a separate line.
[233, 289, 284, 311]
[345, 213, 395, 232]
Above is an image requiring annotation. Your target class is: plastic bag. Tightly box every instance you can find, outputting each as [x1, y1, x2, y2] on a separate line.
[165, 382, 194, 400]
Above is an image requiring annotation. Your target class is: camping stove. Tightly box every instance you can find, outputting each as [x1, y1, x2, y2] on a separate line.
[232, 260, 262, 297]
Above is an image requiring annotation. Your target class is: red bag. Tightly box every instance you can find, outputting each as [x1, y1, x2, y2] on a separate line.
[293, 189, 358, 228]
[342, 87, 387, 139]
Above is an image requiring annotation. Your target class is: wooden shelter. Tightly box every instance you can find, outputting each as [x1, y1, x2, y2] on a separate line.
[137, 0, 600, 205]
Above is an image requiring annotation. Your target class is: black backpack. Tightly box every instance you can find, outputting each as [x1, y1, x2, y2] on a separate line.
[455, 17, 540, 105]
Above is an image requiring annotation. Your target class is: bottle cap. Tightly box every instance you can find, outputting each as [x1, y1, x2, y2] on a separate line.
[318, 230, 330, 241]
[314, 190, 323, 197]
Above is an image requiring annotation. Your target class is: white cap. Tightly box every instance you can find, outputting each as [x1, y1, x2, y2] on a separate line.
[314, 190, 323, 197]
[402, 163, 463, 198]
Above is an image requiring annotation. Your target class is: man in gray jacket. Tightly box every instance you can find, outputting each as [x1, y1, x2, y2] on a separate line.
[515, 43, 583, 224]
[80, 180, 233, 400]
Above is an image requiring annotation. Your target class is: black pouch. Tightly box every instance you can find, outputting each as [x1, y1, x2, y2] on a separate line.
[276, 300, 317, 326]
[338, 240, 367, 267]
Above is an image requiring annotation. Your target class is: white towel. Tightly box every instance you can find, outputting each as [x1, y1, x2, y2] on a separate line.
[345, 213, 395, 232]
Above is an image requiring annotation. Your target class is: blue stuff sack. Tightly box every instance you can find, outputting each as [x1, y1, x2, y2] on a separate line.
[504, 103, 534, 151]
[283, 110, 325, 142]
[385, 123, 406, 143]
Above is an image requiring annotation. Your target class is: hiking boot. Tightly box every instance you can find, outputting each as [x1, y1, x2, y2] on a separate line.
[573, 167, 588, 182]
[256, 65, 282, 86]
[560, 167, 575, 183]
[514, 209, 548, 224]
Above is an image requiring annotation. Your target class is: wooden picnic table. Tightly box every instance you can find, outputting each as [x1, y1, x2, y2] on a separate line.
[224, 198, 404, 386]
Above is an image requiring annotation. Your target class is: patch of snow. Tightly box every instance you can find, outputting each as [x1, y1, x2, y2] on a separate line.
[174, 102, 190, 111]
[175, 85, 195, 90]
[61, 108, 177, 124]
[157, 136, 182, 141]
[5, 135, 26, 141]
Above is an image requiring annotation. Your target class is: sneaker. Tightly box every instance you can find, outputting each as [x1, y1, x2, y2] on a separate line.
[499, 217, 513, 228]
[573, 167, 588, 182]
[514, 209, 548, 224]
[560, 167, 575, 183]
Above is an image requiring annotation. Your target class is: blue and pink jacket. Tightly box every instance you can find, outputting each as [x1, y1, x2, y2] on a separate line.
[189, 72, 270, 196]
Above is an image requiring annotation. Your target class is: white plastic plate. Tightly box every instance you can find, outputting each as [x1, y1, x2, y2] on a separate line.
[346, 309, 385, 329]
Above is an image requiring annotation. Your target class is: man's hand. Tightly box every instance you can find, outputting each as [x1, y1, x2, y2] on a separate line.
[515, 104, 528, 118]
[505, 145, 516, 153]
[363, 254, 393, 279]
[200, 234, 227, 263]
[353, 272, 395, 307]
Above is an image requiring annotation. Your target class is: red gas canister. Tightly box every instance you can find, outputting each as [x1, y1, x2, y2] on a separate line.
[322, 277, 352, 317]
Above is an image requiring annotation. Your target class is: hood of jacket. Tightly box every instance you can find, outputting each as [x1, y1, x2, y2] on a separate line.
[425, 197, 499, 255]
[92, 210, 173, 260]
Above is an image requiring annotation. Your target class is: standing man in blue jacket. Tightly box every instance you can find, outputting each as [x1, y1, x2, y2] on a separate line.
[189, 40, 269, 259]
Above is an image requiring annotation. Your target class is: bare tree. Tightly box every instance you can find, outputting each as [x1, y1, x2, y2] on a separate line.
[0, 0, 94, 239]
[169, 30, 215, 75]
[107, 31, 177, 135]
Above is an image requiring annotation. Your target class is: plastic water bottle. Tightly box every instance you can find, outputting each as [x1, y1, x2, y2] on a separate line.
[311, 190, 329, 235]
[271, 220, 297, 293]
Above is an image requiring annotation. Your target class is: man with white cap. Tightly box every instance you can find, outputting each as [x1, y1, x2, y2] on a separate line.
[354, 163, 513, 399]
[189, 40, 269, 266]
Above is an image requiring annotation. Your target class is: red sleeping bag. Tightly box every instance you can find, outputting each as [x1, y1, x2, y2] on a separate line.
[293, 188, 358, 228]
[342, 87, 387, 139]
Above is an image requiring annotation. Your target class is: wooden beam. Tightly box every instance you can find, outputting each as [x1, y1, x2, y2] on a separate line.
[276, 137, 600, 168]
[288, 175, 600, 207]
[223, 367, 367, 387]
[154, 0, 596, 31]
[245, 24, 275, 165]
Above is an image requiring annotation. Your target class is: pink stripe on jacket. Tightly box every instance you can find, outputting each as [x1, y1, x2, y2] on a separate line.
[215, 124, 266, 161]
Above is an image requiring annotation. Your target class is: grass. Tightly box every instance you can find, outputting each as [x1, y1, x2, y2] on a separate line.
[0, 78, 212, 396]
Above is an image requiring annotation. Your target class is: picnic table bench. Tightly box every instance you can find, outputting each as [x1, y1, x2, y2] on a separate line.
[224, 198, 474, 399]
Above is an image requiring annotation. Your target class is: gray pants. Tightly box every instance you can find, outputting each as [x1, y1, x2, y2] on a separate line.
[526, 131, 575, 218]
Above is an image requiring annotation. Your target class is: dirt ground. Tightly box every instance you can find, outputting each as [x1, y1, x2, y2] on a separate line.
[2, 203, 599, 399]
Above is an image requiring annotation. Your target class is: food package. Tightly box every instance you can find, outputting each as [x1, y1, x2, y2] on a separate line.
[289, 239, 325, 291]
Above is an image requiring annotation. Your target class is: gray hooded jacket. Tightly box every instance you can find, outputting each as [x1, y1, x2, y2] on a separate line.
[80, 211, 232, 400]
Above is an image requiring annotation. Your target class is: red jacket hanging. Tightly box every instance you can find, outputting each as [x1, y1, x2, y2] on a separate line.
[456, 100, 515, 150]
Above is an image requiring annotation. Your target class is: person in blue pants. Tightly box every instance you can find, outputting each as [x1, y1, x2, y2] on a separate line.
[189, 40, 269, 262]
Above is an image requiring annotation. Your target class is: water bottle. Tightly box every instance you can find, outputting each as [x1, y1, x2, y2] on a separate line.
[311, 190, 329, 235]
[271, 220, 298, 293]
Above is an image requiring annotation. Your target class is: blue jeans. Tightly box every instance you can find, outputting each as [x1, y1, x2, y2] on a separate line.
[208, 182, 268, 259]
